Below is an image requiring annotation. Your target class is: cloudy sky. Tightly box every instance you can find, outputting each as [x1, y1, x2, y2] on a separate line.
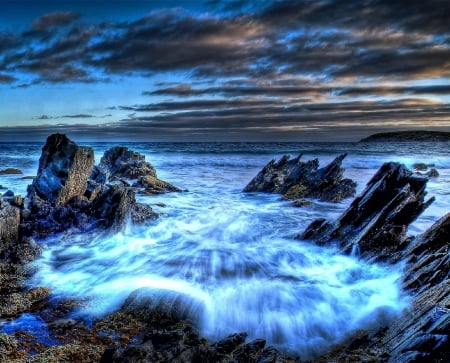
[1, 0, 449, 142]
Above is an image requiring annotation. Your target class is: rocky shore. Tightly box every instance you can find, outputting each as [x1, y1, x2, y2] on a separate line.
[1, 134, 448, 362]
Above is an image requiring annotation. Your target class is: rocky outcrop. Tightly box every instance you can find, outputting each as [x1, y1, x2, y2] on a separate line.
[312, 213, 450, 363]
[92, 146, 182, 194]
[28, 133, 94, 206]
[244, 153, 356, 203]
[301, 162, 434, 261]
[301, 162, 449, 362]
[18, 134, 174, 239]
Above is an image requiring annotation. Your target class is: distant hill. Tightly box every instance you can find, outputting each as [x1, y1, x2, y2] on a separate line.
[360, 131, 450, 142]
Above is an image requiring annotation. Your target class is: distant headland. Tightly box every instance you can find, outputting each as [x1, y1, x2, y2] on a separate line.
[360, 130, 450, 142]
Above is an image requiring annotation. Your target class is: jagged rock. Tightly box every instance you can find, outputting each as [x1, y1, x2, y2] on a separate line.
[27, 133, 94, 206]
[92, 146, 182, 194]
[91, 184, 157, 229]
[244, 154, 356, 203]
[301, 162, 434, 261]
[94, 146, 157, 183]
[0, 204, 20, 260]
[312, 213, 450, 363]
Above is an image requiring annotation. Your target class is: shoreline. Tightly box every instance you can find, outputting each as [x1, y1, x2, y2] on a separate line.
[1, 134, 449, 362]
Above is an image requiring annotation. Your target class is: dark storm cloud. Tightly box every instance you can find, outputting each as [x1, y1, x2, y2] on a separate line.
[30, 11, 79, 31]
[0, 73, 16, 83]
[88, 9, 264, 75]
[147, 83, 450, 99]
[258, 0, 449, 35]
[2, 1, 449, 84]
[35, 114, 111, 120]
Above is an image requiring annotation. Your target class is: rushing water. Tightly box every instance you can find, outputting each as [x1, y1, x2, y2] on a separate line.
[1, 141, 449, 358]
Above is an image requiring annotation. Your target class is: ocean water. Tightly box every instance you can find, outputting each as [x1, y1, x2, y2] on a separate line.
[1, 141, 449, 359]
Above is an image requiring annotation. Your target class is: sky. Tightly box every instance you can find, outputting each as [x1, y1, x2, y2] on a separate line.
[0, 0, 449, 142]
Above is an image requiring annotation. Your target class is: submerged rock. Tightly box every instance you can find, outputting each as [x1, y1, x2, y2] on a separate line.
[301, 162, 434, 261]
[244, 153, 356, 203]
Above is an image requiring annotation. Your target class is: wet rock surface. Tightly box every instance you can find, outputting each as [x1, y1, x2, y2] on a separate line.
[302, 163, 449, 362]
[244, 153, 356, 203]
[17, 134, 180, 240]
[301, 162, 434, 261]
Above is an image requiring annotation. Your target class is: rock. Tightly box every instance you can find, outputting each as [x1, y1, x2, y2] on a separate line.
[0, 167, 23, 175]
[0, 286, 50, 318]
[102, 288, 296, 363]
[244, 154, 356, 203]
[27, 133, 94, 206]
[92, 184, 157, 229]
[301, 162, 434, 261]
[0, 204, 20, 260]
[94, 146, 157, 182]
[93, 146, 181, 194]
[292, 199, 313, 207]
[312, 213, 450, 363]
[412, 162, 429, 171]
[426, 168, 439, 178]
[135, 175, 182, 194]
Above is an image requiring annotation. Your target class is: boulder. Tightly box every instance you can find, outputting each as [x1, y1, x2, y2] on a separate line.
[93, 146, 156, 183]
[91, 184, 157, 230]
[244, 154, 356, 203]
[92, 146, 182, 194]
[27, 133, 94, 206]
[301, 162, 434, 261]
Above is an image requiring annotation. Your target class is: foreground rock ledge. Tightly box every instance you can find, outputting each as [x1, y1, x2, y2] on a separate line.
[244, 153, 356, 203]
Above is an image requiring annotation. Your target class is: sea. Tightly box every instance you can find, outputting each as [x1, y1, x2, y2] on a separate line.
[1, 140, 449, 359]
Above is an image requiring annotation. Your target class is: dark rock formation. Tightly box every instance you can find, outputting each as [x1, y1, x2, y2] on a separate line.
[92, 146, 182, 193]
[301, 162, 434, 261]
[312, 213, 450, 363]
[244, 154, 356, 203]
[19, 134, 168, 239]
[301, 162, 449, 362]
[28, 133, 94, 206]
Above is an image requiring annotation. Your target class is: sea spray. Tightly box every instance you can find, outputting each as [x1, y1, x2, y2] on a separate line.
[30, 187, 409, 359]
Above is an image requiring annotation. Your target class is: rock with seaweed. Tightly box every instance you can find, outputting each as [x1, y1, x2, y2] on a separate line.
[99, 288, 296, 363]
[301, 162, 449, 362]
[243, 153, 356, 203]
